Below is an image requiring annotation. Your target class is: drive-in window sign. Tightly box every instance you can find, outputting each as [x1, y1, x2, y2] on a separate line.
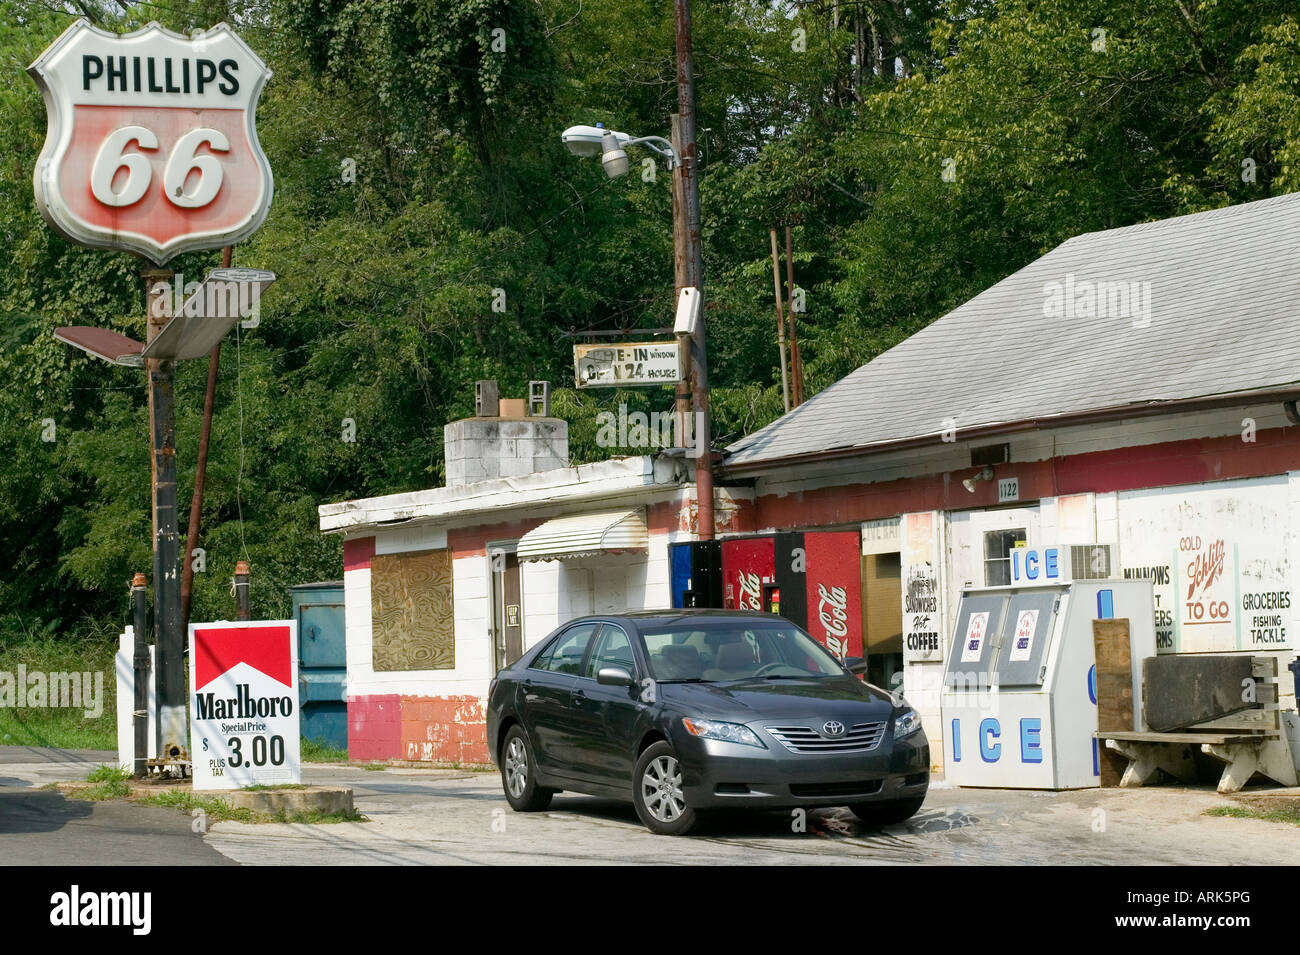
[574, 342, 682, 388]
[189, 621, 301, 790]
[28, 19, 274, 263]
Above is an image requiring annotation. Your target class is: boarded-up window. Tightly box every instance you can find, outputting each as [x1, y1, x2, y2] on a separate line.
[371, 549, 454, 670]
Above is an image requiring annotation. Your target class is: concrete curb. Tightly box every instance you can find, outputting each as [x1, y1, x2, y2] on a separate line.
[58, 780, 354, 816]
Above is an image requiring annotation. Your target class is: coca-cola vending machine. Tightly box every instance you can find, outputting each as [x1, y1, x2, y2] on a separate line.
[721, 537, 774, 611]
[717, 531, 863, 661]
[802, 531, 864, 660]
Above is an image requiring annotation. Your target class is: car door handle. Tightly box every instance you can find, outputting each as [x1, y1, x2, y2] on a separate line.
[571, 688, 587, 706]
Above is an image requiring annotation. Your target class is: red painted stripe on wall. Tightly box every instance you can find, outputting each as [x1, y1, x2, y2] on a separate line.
[752, 425, 1300, 529]
[1056, 428, 1300, 495]
[343, 536, 376, 572]
[399, 695, 490, 765]
[347, 693, 401, 761]
[448, 519, 544, 559]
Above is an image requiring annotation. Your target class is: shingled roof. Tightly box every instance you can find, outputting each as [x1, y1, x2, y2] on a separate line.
[724, 192, 1300, 470]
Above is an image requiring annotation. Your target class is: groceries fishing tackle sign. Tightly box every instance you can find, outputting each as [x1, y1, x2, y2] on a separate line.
[28, 19, 273, 263]
[188, 621, 300, 790]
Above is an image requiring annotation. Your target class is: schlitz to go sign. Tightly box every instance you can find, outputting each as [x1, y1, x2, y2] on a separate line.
[28, 19, 273, 264]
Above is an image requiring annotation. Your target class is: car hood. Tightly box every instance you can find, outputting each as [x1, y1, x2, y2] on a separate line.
[659, 676, 897, 724]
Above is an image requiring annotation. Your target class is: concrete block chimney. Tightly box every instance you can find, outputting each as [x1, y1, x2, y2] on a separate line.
[445, 380, 568, 486]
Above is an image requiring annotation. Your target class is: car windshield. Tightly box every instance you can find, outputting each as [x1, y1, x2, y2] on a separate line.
[639, 619, 848, 682]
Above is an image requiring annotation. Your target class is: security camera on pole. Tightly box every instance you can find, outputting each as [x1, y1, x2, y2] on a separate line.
[29, 19, 276, 772]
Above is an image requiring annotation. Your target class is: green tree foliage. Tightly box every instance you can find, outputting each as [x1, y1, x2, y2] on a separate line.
[0, 0, 1295, 634]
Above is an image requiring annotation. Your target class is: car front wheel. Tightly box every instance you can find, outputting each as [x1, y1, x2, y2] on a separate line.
[849, 795, 925, 827]
[633, 741, 698, 835]
[500, 725, 554, 812]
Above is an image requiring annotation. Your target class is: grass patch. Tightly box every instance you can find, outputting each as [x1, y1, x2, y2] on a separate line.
[301, 737, 349, 763]
[73, 778, 131, 800]
[362, 762, 387, 771]
[0, 618, 120, 750]
[1206, 804, 1300, 826]
[65, 763, 133, 799]
[138, 790, 258, 823]
[86, 764, 131, 783]
[242, 783, 307, 791]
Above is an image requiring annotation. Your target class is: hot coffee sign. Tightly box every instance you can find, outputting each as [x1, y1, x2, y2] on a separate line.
[28, 19, 273, 263]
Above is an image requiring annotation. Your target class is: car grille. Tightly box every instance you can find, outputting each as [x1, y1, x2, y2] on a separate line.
[765, 721, 887, 754]
[789, 780, 883, 798]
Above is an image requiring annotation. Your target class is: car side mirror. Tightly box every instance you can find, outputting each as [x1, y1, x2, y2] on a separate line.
[843, 657, 869, 676]
[596, 666, 635, 687]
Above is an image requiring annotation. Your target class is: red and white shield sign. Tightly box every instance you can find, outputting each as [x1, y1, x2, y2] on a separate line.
[28, 19, 273, 264]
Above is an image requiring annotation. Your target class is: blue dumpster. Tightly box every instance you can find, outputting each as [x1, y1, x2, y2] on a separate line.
[290, 581, 347, 752]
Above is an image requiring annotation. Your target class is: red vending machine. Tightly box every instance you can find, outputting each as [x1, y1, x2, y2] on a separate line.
[721, 537, 775, 611]
[803, 531, 864, 659]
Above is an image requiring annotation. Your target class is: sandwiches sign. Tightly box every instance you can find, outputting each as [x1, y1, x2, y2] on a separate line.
[28, 19, 273, 263]
[188, 620, 300, 790]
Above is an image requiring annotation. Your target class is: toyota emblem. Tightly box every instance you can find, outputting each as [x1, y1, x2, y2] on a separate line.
[822, 720, 845, 737]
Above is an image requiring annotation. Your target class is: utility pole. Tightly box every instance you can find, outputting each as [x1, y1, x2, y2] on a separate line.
[144, 269, 186, 764]
[674, 0, 713, 540]
[769, 228, 791, 412]
[671, 113, 692, 448]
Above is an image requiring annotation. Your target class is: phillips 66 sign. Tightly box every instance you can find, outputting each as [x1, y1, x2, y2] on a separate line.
[28, 20, 273, 264]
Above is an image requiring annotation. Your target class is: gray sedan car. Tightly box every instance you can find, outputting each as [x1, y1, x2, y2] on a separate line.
[486, 610, 930, 835]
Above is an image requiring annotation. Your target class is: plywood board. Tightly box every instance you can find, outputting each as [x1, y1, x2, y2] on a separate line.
[371, 549, 454, 671]
[1092, 618, 1133, 787]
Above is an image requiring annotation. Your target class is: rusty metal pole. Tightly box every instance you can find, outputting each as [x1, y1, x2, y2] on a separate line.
[235, 560, 251, 621]
[675, 0, 713, 540]
[131, 572, 149, 779]
[144, 268, 186, 764]
[181, 244, 231, 629]
[785, 226, 805, 406]
[769, 228, 791, 413]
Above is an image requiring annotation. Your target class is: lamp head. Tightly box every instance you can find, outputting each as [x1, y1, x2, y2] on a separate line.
[963, 466, 994, 493]
[600, 132, 629, 178]
[561, 124, 607, 157]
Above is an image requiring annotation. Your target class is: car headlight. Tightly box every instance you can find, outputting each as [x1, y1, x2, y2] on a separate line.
[682, 717, 765, 748]
[894, 709, 922, 739]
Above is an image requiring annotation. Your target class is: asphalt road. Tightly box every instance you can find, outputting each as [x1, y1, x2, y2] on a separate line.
[4, 746, 1298, 865]
[0, 747, 232, 865]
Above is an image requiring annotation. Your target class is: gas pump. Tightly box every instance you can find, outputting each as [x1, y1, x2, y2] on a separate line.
[941, 546, 1155, 789]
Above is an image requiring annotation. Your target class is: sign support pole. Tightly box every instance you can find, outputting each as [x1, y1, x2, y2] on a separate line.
[144, 268, 186, 764]
[131, 572, 149, 778]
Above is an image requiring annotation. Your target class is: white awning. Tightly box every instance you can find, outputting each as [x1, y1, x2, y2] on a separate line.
[517, 509, 649, 562]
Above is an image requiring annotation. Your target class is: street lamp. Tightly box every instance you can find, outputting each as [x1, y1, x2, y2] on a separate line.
[561, 113, 713, 545]
[561, 124, 680, 176]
